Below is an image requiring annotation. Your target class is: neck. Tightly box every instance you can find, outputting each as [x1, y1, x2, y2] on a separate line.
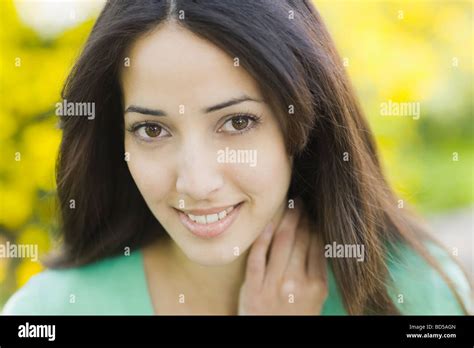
[144, 235, 248, 315]
[171, 237, 249, 314]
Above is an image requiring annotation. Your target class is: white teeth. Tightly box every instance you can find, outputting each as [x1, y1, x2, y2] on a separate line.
[206, 214, 219, 224]
[185, 205, 237, 225]
[195, 215, 206, 224]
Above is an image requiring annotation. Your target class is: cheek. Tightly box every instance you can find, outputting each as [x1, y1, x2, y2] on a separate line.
[228, 151, 291, 202]
[215, 138, 291, 261]
[124, 139, 174, 206]
[225, 129, 292, 217]
[248, 127, 291, 197]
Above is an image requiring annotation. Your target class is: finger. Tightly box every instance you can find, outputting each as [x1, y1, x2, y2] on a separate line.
[266, 205, 301, 281]
[245, 223, 274, 288]
[286, 214, 311, 277]
[307, 230, 327, 282]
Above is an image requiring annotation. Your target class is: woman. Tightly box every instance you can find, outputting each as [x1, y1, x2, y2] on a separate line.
[3, 0, 471, 315]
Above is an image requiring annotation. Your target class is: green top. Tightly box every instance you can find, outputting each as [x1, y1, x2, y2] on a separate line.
[2, 243, 471, 315]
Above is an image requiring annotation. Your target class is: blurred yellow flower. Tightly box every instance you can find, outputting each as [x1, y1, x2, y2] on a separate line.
[17, 225, 52, 256]
[16, 259, 43, 288]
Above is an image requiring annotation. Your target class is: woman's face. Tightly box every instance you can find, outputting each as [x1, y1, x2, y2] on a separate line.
[121, 23, 292, 266]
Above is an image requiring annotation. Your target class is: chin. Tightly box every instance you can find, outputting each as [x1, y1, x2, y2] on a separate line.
[181, 245, 242, 266]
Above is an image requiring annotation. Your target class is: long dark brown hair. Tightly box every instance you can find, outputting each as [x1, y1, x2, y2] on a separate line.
[48, 0, 468, 314]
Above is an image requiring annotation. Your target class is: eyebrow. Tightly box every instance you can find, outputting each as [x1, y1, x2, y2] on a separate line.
[124, 95, 261, 116]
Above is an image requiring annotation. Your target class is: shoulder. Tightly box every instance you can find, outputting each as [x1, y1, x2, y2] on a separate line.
[386, 241, 472, 315]
[2, 250, 145, 315]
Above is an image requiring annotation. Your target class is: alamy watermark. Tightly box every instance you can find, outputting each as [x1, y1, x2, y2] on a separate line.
[324, 242, 365, 262]
[217, 147, 257, 167]
[18, 322, 55, 341]
[0, 241, 38, 261]
[55, 99, 95, 120]
[380, 99, 420, 120]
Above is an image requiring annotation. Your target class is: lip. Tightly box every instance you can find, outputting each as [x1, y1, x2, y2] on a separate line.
[176, 202, 243, 239]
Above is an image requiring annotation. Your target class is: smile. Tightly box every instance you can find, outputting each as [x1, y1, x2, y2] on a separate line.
[175, 202, 243, 238]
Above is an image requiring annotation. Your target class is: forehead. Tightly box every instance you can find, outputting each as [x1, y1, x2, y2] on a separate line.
[120, 22, 262, 108]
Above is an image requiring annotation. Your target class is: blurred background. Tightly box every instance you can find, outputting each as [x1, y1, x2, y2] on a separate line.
[0, 0, 472, 310]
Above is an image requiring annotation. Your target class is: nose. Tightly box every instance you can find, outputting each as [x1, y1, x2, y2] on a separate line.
[175, 141, 224, 201]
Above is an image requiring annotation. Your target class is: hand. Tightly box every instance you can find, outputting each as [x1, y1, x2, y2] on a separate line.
[238, 204, 328, 315]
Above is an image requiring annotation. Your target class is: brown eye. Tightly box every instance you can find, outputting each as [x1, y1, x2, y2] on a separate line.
[219, 114, 261, 134]
[144, 124, 161, 137]
[132, 123, 170, 141]
[231, 116, 249, 130]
